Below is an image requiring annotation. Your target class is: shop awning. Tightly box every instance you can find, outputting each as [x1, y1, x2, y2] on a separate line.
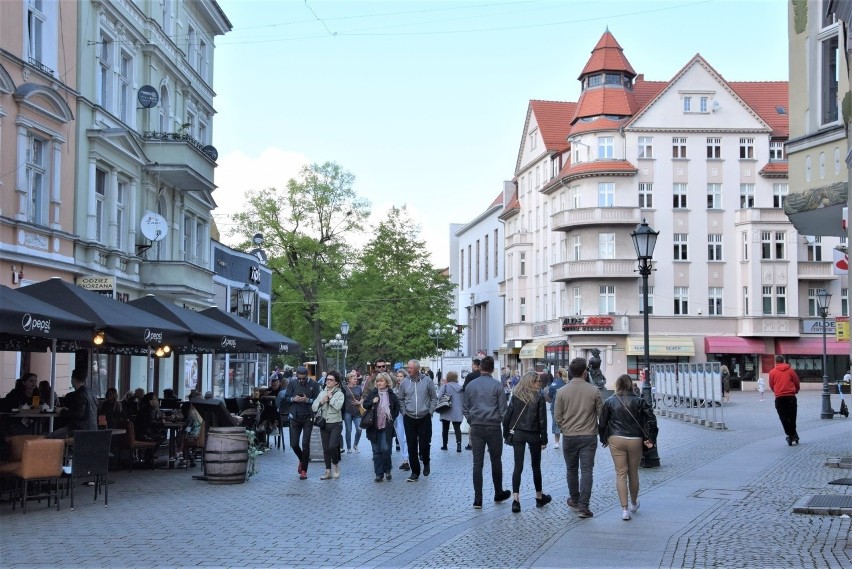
[519, 339, 549, 359]
[774, 337, 851, 356]
[626, 336, 695, 356]
[546, 340, 569, 351]
[201, 308, 300, 354]
[704, 336, 767, 354]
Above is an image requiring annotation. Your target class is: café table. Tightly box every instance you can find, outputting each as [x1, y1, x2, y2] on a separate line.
[161, 421, 184, 469]
[0, 409, 61, 435]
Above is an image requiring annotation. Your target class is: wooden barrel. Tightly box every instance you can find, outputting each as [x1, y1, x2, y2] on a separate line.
[205, 427, 249, 484]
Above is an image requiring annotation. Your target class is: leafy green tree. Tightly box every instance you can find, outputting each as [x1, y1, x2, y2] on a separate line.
[230, 162, 370, 368]
[345, 205, 457, 367]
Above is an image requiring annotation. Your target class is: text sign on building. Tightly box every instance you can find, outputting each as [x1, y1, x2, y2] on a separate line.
[76, 276, 115, 299]
[533, 324, 548, 336]
[562, 316, 615, 332]
[802, 318, 837, 335]
[836, 316, 850, 342]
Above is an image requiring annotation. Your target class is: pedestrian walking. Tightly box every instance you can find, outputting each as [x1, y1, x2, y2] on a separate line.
[546, 369, 567, 448]
[398, 360, 437, 482]
[598, 374, 658, 521]
[392, 368, 411, 471]
[284, 366, 320, 479]
[554, 357, 603, 518]
[363, 372, 400, 482]
[720, 365, 731, 403]
[768, 355, 800, 446]
[462, 356, 512, 508]
[503, 371, 551, 513]
[757, 377, 766, 401]
[312, 370, 345, 480]
[437, 371, 464, 452]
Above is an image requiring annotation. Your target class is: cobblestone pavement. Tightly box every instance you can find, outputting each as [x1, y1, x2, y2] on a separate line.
[1, 390, 849, 569]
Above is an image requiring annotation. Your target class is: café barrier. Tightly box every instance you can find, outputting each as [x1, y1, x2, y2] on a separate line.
[651, 362, 726, 429]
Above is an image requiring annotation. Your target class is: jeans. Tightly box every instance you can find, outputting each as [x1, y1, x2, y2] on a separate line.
[289, 418, 314, 471]
[607, 436, 643, 508]
[370, 427, 394, 476]
[774, 396, 798, 438]
[320, 421, 343, 469]
[343, 413, 362, 450]
[394, 414, 407, 455]
[511, 430, 543, 494]
[403, 414, 432, 476]
[441, 419, 462, 447]
[562, 434, 597, 509]
[470, 424, 504, 501]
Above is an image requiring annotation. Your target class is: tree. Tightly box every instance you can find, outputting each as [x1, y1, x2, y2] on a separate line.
[231, 162, 370, 369]
[345, 205, 456, 366]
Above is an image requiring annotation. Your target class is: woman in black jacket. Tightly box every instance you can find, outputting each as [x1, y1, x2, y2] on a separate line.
[362, 372, 400, 483]
[502, 371, 551, 512]
[598, 374, 659, 521]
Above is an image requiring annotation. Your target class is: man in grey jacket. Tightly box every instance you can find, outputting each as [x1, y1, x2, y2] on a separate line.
[398, 359, 437, 482]
[462, 356, 512, 508]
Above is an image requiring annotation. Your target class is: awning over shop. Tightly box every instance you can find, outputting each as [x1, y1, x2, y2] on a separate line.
[704, 336, 767, 354]
[774, 337, 851, 356]
[546, 340, 569, 351]
[519, 339, 549, 359]
[626, 336, 695, 357]
[201, 308, 300, 354]
[783, 181, 848, 237]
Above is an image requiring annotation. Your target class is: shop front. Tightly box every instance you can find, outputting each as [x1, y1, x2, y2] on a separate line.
[518, 339, 550, 374]
[704, 336, 768, 390]
[625, 336, 695, 379]
[774, 337, 851, 383]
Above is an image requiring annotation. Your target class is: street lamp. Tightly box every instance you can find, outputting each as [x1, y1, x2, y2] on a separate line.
[325, 334, 345, 371]
[238, 283, 255, 320]
[340, 321, 349, 375]
[817, 289, 834, 419]
[429, 323, 455, 378]
[631, 218, 660, 468]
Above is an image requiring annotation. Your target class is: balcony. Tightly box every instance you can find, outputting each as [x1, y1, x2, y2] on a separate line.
[504, 322, 534, 340]
[139, 260, 214, 298]
[505, 231, 533, 249]
[734, 208, 790, 225]
[796, 261, 837, 279]
[551, 259, 637, 282]
[551, 207, 641, 231]
[141, 132, 217, 192]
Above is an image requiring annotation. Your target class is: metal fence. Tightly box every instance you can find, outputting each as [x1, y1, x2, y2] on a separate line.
[652, 362, 726, 429]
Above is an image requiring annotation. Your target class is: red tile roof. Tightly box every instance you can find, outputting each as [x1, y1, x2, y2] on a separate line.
[579, 31, 636, 78]
[500, 189, 521, 219]
[530, 100, 576, 152]
[729, 81, 789, 138]
[560, 160, 638, 183]
[632, 76, 667, 109]
[488, 191, 504, 209]
[759, 161, 789, 177]
[568, 116, 629, 136]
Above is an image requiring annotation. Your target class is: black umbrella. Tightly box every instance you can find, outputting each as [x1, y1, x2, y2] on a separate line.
[0, 285, 94, 342]
[19, 278, 190, 348]
[129, 296, 259, 353]
[200, 307, 301, 355]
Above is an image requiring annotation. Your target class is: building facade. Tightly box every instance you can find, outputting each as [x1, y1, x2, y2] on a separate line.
[502, 30, 847, 387]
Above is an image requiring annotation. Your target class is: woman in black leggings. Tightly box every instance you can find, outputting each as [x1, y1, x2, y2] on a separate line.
[502, 371, 551, 513]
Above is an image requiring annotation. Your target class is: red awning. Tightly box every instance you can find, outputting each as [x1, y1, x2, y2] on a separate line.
[774, 338, 851, 356]
[704, 336, 767, 354]
[545, 340, 569, 352]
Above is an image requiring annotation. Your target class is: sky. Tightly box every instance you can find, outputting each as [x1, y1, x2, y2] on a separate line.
[210, 0, 789, 268]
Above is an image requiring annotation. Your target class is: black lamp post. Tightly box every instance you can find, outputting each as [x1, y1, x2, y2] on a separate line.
[238, 283, 256, 320]
[817, 289, 835, 419]
[631, 218, 660, 468]
[340, 321, 349, 375]
[429, 323, 455, 377]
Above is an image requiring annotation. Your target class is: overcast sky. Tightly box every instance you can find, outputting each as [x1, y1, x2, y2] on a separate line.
[211, 0, 789, 267]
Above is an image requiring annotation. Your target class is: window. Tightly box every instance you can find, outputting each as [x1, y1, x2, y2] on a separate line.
[573, 287, 582, 316]
[639, 285, 654, 314]
[706, 137, 721, 159]
[599, 233, 615, 259]
[740, 184, 755, 208]
[598, 136, 614, 159]
[774, 232, 786, 259]
[776, 286, 787, 315]
[484, 234, 489, 280]
[26, 135, 47, 225]
[673, 183, 687, 208]
[605, 73, 622, 85]
[674, 233, 688, 260]
[683, 96, 692, 112]
[761, 232, 771, 259]
[98, 34, 111, 108]
[742, 231, 749, 261]
[598, 183, 614, 207]
[773, 183, 788, 208]
[26, 0, 45, 65]
[95, 169, 106, 242]
[599, 285, 616, 314]
[116, 181, 125, 249]
[808, 288, 820, 316]
[674, 287, 689, 315]
[769, 141, 785, 161]
[551, 156, 560, 178]
[743, 286, 749, 316]
[709, 287, 723, 315]
[475, 240, 480, 285]
[762, 286, 773, 315]
[699, 97, 708, 112]
[739, 138, 754, 159]
[199, 39, 208, 81]
[183, 215, 192, 261]
[519, 252, 526, 276]
[572, 235, 581, 261]
[707, 183, 722, 209]
[708, 234, 722, 261]
[494, 229, 498, 277]
[195, 220, 203, 263]
[520, 297, 526, 322]
[571, 186, 581, 209]
[807, 237, 823, 261]
[118, 52, 131, 122]
[459, 249, 464, 289]
[467, 245, 472, 288]
[672, 137, 687, 159]
[821, 32, 839, 125]
[842, 287, 848, 316]
[535, 166, 540, 189]
[529, 129, 538, 151]
[588, 74, 602, 87]
[638, 182, 653, 208]
[638, 137, 653, 158]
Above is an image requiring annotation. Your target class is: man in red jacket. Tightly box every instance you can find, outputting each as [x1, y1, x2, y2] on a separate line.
[768, 355, 800, 446]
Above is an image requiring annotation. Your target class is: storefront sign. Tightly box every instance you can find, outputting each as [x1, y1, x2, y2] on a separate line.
[802, 318, 837, 335]
[562, 316, 615, 331]
[836, 316, 850, 342]
[76, 276, 114, 298]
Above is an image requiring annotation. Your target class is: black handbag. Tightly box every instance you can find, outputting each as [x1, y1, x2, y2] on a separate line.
[360, 406, 376, 429]
[312, 414, 326, 428]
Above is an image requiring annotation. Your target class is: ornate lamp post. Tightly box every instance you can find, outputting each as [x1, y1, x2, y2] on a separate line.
[429, 323, 455, 376]
[238, 283, 256, 320]
[817, 289, 834, 419]
[340, 321, 349, 375]
[324, 334, 345, 371]
[631, 218, 660, 468]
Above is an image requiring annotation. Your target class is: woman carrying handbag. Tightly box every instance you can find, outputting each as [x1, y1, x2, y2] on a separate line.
[437, 371, 464, 452]
[598, 374, 659, 521]
[311, 370, 345, 480]
[362, 372, 400, 482]
[502, 371, 552, 513]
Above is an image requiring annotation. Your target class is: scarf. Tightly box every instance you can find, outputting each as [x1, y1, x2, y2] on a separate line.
[377, 389, 391, 430]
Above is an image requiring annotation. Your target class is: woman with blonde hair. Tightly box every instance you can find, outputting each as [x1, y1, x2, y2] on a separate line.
[502, 371, 551, 513]
[362, 372, 400, 482]
[598, 374, 658, 521]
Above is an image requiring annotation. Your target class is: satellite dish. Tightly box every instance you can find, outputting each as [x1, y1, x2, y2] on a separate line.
[711, 100, 721, 112]
[202, 145, 218, 161]
[140, 211, 168, 242]
[138, 85, 159, 109]
[804, 235, 817, 245]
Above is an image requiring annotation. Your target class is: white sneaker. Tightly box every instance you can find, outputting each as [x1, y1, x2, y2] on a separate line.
[552, 443, 560, 449]
[630, 500, 640, 513]
[354, 445, 359, 453]
[622, 509, 631, 521]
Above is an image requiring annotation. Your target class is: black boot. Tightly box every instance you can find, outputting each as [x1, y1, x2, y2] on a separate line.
[457, 442, 462, 452]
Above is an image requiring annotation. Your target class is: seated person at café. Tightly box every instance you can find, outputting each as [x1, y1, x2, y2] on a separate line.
[46, 368, 98, 439]
[38, 380, 59, 408]
[163, 388, 178, 400]
[258, 376, 284, 435]
[188, 392, 241, 428]
[1, 373, 40, 435]
[98, 387, 127, 428]
[134, 393, 166, 466]
[177, 402, 203, 467]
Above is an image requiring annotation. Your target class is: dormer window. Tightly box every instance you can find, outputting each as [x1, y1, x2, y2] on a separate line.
[605, 73, 622, 85]
[588, 74, 603, 87]
[681, 91, 714, 114]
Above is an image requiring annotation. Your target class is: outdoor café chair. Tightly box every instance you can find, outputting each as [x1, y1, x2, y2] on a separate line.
[11, 438, 65, 513]
[65, 429, 112, 509]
